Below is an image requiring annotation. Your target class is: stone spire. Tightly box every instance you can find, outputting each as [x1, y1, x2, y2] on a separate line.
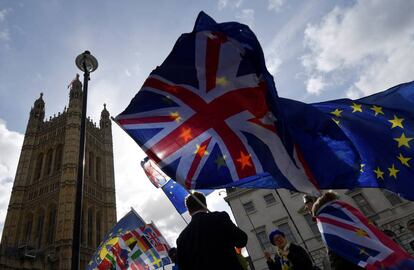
[68, 74, 83, 109]
[100, 103, 111, 129]
[30, 92, 45, 121]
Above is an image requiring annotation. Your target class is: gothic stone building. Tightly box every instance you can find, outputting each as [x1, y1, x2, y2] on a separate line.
[225, 188, 414, 270]
[0, 76, 117, 270]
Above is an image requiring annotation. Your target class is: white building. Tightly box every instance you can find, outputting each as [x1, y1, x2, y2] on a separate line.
[225, 188, 414, 270]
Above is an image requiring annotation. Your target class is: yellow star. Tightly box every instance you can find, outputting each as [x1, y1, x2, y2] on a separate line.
[388, 115, 404, 129]
[394, 133, 413, 148]
[216, 76, 229, 86]
[360, 163, 365, 172]
[194, 144, 209, 157]
[397, 153, 411, 167]
[355, 228, 368, 237]
[332, 118, 340, 126]
[214, 155, 227, 169]
[170, 111, 182, 123]
[359, 248, 369, 256]
[373, 167, 384, 180]
[330, 108, 343, 117]
[371, 105, 384, 116]
[388, 164, 399, 179]
[350, 103, 362, 113]
[237, 151, 252, 170]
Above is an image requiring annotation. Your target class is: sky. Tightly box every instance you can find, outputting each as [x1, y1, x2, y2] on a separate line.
[0, 0, 414, 248]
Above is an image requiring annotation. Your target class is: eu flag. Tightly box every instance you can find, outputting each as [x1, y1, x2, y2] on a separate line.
[162, 179, 189, 214]
[304, 81, 414, 200]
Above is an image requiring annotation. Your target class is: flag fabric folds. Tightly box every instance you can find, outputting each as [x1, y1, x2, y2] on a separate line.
[141, 156, 169, 188]
[315, 200, 414, 269]
[87, 210, 165, 270]
[162, 179, 189, 214]
[141, 223, 171, 264]
[116, 11, 360, 195]
[302, 81, 414, 200]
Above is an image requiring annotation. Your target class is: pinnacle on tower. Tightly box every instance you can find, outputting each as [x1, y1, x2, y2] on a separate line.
[100, 103, 111, 129]
[30, 92, 45, 120]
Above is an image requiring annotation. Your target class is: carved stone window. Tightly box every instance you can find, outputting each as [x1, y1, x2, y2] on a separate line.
[34, 153, 44, 180]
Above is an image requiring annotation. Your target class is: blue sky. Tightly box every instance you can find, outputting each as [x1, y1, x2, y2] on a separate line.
[0, 0, 413, 246]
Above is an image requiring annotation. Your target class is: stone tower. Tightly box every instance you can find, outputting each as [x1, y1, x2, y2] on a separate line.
[0, 75, 117, 270]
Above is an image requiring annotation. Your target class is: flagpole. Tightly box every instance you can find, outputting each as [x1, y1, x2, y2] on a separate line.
[273, 189, 314, 263]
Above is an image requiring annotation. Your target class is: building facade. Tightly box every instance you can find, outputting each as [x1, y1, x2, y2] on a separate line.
[0, 75, 117, 270]
[225, 188, 414, 270]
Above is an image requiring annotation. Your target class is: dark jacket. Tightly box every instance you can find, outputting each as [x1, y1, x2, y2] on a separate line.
[176, 211, 248, 270]
[266, 243, 313, 270]
[328, 249, 364, 270]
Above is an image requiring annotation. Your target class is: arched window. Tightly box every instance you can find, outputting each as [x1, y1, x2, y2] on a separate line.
[36, 208, 45, 248]
[54, 144, 63, 172]
[96, 157, 101, 183]
[96, 211, 101, 247]
[87, 208, 94, 247]
[24, 213, 34, 243]
[34, 153, 44, 180]
[47, 205, 57, 244]
[89, 151, 94, 180]
[45, 149, 53, 175]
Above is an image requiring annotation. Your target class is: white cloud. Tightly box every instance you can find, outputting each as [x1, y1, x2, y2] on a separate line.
[266, 52, 282, 76]
[0, 30, 9, 41]
[306, 75, 326, 95]
[302, 0, 414, 95]
[0, 119, 24, 240]
[235, 9, 255, 27]
[218, 0, 243, 10]
[268, 0, 283, 11]
[0, 9, 9, 22]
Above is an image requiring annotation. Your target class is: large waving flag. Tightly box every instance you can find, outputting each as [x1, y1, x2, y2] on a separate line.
[87, 210, 164, 270]
[141, 223, 171, 263]
[295, 80, 414, 200]
[115, 11, 360, 195]
[315, 200, 414, 269]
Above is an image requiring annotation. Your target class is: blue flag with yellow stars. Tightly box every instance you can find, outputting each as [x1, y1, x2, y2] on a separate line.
[162, 179, 213, 214]
[281, 80, 414, 200]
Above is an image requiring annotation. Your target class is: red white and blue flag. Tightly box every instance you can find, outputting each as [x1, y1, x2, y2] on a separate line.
[115, 12, 360, 193]
[316, 200, 414, 269]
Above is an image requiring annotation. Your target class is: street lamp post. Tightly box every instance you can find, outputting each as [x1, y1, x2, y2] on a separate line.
[72, 51, 98, 270]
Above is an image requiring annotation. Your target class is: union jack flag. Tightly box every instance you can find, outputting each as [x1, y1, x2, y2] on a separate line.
[316, 200, 414, 269]
[115, 12, 328, 193]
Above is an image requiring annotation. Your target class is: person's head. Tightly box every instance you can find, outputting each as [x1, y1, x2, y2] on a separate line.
[168, 247, 177, 263]
[312, 190, 339, 216]
[269, 229, 287, 249]
[303, 194, 318, 215]
[185, 191, 207, 216]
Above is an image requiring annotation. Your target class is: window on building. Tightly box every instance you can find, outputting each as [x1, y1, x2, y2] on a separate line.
[278, 222, 297, 243]
[96, 157, 101, 183]
[303, 213, 319, 235]
[242, 201, 256, 214]
[47, 207, 56, 244]
[88, 208, 93, 247]
[263, 193, 276, 206]
[36, 211, 45, 248]
[89, 151, 94, 179]
[34, 153, 44, 180]
[256, 228, 272, 251]
[351, 193, 375, 217]
[96, 212, 101, 247]
[381, 190, 402, 206]
[54, 144, 63, 172]
[45, 149, 53, 175]
[24, 214, 33, 243]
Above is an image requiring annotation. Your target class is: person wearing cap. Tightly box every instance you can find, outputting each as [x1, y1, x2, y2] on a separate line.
[264, 229, 313, 270]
